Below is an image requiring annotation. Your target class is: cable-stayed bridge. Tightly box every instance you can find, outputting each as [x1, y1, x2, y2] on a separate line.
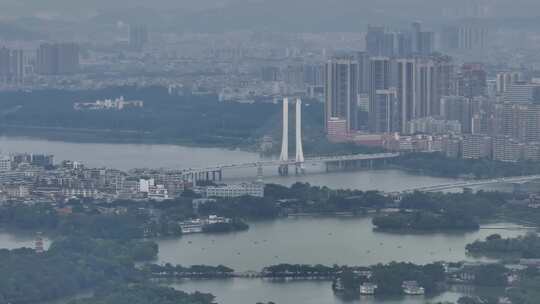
[175, 152, 400, 182]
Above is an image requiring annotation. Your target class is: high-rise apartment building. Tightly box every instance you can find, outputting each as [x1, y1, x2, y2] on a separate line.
[411, 22, 435, 56]
[366, 26, 386, 57]
[441, 96, 473, 133]
[355, 52, 370, 94]
[129, 25, 149, 51]
[0, 47, 8, 78]
[442, 23, 489, 51]
[366, 26, 396, 57]
[261, 66, 280, 82]
[373, 88, 399, 133]
[303, 64, 324, 87]
[456, 63, 487, 98]
[0, 47, 24, 83]
[384, 55, 454, 133]
[396, 32, 413, 57]
[493, 136, 524, 162]
[434, 55, 455, 114]
[37, 43, 79, 75]
[462, 134, 492, 159]
[0, 155, 11, 172]
[324, 58, 359, 133]
[369, 57, 392, 132]
[503, 82, 540, 104]
[368, 22, 434, 58]
[416, 58, 437, 118]
[496, 72, 520, 95]
[498, 103, 540, 142]
[396, 58, 416, 132]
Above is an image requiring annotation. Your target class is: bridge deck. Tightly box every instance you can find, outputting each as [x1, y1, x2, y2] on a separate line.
[176, 153, 400, 175]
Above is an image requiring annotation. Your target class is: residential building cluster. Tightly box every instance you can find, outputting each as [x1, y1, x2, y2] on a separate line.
[0, 152, 265, 203]
[0, 43, 79, 87]
[323, 22, 540, 163]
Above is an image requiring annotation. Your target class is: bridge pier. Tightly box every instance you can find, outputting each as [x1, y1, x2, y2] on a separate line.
[210, 170, 222, 181]
[295, 163, 305, 175]
[512, 183, 526, 194]
[257, 165, 264, 180]
[278, 164, 289, 176]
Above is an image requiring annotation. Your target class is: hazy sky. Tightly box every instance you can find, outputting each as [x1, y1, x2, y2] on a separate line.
[1, 0, 540, 33]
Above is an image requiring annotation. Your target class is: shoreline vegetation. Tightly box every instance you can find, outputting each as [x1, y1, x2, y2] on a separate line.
[0, 183, 537, 303]
[0, 183, 537, 240]
[4, 87, 540, 180]
[466, 233, 540, 259]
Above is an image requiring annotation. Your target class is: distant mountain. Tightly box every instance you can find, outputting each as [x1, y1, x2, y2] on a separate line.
[0, 22, 44, 40]
[2, 0, 540, 34]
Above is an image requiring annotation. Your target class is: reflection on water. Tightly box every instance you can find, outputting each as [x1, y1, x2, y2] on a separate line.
[0, 136, 461, 191]
[0, 136, 529, 304]
[157, 217, 527, 271]
[170, 278, 464, 304]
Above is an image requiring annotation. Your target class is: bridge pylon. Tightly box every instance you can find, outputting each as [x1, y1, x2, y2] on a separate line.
[277, 97, 306, 176]
[278, 97, 289, 176]
[295, 98, 305, 175]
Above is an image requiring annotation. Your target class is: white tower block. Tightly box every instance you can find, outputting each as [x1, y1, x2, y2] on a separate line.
[279, 97, 289, 162]
[295, 98, 305, 164]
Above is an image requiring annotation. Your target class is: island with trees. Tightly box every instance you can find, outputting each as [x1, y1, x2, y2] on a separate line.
[466, 233, 540, 259]
[66, 284, 215, 304]
[371, 190, 509, 231]
[372, 211, 480, 231]
[143, 264, 235, 279]
[0, 236, 159, 304]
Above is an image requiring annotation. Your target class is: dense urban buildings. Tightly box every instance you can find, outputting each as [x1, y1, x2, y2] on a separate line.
[37, 42, 80, 75]
[324, 57, 359, 132]
[317, 22, 540, 163]
[0, 47, 24, 84]
[0, 151, 263, 202]
[129, 24, 149, 51]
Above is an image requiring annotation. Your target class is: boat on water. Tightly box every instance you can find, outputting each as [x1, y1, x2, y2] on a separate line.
[402, 281, 425, 295]
[179, 215, 232, 234]
[360, 283, 378, 295]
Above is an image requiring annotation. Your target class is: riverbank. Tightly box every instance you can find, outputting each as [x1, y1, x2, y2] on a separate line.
[0, 125, 253, 150]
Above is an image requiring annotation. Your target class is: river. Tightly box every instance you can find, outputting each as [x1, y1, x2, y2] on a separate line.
[158, 217, 526, 304]
[157, 217, 527, 271]
[0, 136, 462, 191]
[171, 279, 465, 304]
[0, 136, 529, 304]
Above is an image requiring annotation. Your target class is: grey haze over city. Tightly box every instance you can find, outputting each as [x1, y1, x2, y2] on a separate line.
[2, 0, 540, 32]
[1, 0, 540, 304]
